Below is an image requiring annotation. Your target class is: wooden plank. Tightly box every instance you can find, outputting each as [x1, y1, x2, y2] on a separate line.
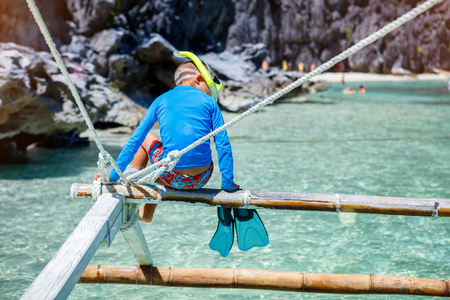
[21, 193, 125, 300]
[104, 197, 125, 247]
[121, 222, 153, 266]
[79, 265, 450, 297]
[71, 183, 450, 217]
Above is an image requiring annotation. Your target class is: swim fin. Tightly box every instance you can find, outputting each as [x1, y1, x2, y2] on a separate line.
[209, 207, 234, 257]
[233, 208, 269, 251]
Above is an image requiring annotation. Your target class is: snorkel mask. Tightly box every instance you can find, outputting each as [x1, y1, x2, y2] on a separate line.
[173, 51, 223, 101]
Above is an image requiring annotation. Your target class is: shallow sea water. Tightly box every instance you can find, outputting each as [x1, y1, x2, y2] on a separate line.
[1, 80, 449, 299]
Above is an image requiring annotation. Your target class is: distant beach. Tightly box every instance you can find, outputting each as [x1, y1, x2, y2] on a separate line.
[310, 72, 448, 83]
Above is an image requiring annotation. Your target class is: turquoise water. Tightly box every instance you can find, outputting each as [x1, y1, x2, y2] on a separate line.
[1, 80, 449, 299]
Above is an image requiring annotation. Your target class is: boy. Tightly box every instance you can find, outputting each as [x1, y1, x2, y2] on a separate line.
[97, 51, 267, 257]
[98, 51, 239, 222]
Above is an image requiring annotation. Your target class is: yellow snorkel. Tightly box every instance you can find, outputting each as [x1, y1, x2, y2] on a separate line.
[174, 51, 223, 101]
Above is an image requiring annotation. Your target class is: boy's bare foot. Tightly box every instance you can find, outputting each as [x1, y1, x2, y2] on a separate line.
[139, 204, 157, 223]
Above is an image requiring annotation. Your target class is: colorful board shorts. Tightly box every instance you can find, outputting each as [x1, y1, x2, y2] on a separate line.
[147, 140, 213, 190]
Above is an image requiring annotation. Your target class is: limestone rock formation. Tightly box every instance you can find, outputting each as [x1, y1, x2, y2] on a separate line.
[226, 0, 450, 73]
[2, 0, 448, 73]
[200, 48, 330, 112]
[0, 43, 145, 163]
[0, 0, 71, 51]
[66, 0, 115, 36]
[119, 0, 235, 52]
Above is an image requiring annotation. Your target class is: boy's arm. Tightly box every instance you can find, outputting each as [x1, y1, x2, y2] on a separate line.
[109, 100, 158, 181]
[211, 102, 235, 191]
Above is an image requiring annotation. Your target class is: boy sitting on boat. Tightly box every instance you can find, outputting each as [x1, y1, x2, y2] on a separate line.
[95, 51, 268, 257]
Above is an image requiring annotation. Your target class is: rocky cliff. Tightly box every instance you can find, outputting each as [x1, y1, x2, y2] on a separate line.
[110, 0, 450, 73]
[0, 0, 448, 163]
[3, 0, 448, 73]
[0, 43, 146, 163]
[226, 0, 450, 73]
[89, 0, 450, 73]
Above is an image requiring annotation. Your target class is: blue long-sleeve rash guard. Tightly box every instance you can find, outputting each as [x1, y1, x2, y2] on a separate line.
[109, 85, 235, 190]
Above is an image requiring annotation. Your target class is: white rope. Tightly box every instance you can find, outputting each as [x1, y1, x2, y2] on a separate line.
[97, 151, 115, 183]
[25, 0, 129, 185]
[92, 178, 102, 202]
[127, 150, 181, 184]
[432, 199, 439, 217]
[137, 165, 168, 186]
[120, 203, 140, 231]
[243, 190, 251, 207]
[136, 150, 180, 184]
[335, 193, 342, 213]
[125, 0, 443, 184]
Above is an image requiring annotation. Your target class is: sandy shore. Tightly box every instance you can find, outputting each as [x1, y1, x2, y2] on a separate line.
[309, 72, 448, 83]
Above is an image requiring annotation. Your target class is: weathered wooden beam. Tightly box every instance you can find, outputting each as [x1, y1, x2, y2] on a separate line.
[21, 193, 125, 300]
[121, 222, 153, 266]
[71, 183, 450, 217]
[79, 265, 450, 297]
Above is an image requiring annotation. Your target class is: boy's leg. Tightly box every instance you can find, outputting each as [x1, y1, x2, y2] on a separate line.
[139, 203, 157, 223]
[130, 132, 160, 170]
[132, 132, 163, 223]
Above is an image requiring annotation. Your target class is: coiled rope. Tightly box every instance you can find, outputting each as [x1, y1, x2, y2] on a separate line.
[120, 204, 140, 231]
[127, 0, 444, 184]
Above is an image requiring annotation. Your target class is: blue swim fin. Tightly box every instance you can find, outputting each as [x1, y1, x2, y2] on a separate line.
[233, 208, 269, 251]
[209, 207, 234, 257]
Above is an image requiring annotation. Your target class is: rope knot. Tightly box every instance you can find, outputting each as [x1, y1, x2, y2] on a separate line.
[165, 150, 181, 172]
[98, 151, 114, 183]
[99, 151, 114, 162]
[167, 150, 180, 161]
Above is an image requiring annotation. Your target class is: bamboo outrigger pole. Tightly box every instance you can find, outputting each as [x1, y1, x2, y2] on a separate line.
[71, 183, 450, 217]
[80, 265, 450, 297]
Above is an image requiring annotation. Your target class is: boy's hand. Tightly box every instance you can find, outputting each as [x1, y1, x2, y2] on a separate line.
[93, 172, 115, 184]
[223, 183, 240, 192]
